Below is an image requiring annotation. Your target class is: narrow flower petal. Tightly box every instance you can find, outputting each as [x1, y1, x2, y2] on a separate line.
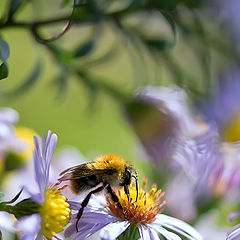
[227, 225, 240, 240]
[44, 131, 58, 182]
[138, 225, 152, 240]
[149, 228, 162, 240]
[154, 214, 203, 240]
[68, 210, 117, 225]
[154, 227, 181, 240]
[33, 131, 58, 200]
[33, 136, 45, 199]
[229, 212, 240, 222]
[65, 210, 118, 239]
[100, 221, 130, 240]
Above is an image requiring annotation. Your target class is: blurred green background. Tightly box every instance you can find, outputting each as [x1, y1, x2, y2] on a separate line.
[0, 0, 151, 177]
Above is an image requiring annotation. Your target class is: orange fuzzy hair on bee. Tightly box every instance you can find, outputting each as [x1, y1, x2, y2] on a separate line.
[88, 154, 130, 178]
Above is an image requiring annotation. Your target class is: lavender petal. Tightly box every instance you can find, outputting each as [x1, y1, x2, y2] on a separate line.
[100, 221, 130, 240]
[153, 214, 203, 240]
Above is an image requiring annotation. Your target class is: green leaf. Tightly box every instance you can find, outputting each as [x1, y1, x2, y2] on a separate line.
[161, 11, 177, 46]
[0, 63, 8, 80]
[48, 45, 73, 65]
[144, 39, 170, 51]
[61, 0, 72, 7]
[13, 198, 40, 219]
[0, 193, 5, 203]
[8, 0, 23, 21]
[74, 40, 95, 58]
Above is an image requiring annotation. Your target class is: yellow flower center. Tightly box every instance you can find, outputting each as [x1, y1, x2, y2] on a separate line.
[40, 187, 71, 239]
[107, 178, 166, 224]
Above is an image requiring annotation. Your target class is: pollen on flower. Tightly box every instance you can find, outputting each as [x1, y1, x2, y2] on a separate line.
[40, 187, 71, 240]
[107, 178, 166, 225]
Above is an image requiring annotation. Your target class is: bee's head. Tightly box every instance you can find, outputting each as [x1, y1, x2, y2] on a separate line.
[120, 167, 138, 202]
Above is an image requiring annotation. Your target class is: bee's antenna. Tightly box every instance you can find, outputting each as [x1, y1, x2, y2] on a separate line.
[133, 175, 138, 202]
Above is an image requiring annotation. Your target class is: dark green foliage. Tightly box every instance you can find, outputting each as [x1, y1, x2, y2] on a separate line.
[7, 0, 24, 21]
[0, 0, 237, 103]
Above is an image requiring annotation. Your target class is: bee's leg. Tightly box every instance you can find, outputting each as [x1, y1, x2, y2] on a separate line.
[76, 185, 104, 232]
[106, 185, 123, 211]
[124, 185, 130, 202]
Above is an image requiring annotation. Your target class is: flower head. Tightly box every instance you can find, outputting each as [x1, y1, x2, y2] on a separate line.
[16, 131, 71, 240]
[107, 178, 166, 225]
[125, 86, 207, 163]
[65, 179, 203, 240]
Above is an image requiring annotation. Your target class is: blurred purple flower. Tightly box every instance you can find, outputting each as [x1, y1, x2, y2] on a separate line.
[167, 139, 240, 221]
[213, 0, 240, 42]
[196, 69, 240, 141]
[16, 131, 71, 240]
[65, 180, 203, 240]
[126, 86, 206, 163]
[173, 125, 222, 195]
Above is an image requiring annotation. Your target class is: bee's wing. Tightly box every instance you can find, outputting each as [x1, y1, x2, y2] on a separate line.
[58, 164, 114, 181]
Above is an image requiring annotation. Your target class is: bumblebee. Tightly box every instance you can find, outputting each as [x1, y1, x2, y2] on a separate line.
[58, 154, 138, 231]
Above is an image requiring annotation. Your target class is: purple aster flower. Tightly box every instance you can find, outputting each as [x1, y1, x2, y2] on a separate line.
[16, 131, 71, 240]
[125, 86, 207, 164]
[166, 138, 240, 221]
[65, 178, 203, 240]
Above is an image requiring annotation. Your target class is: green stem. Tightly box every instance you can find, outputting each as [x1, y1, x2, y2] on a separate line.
[117, 224, 140, 240]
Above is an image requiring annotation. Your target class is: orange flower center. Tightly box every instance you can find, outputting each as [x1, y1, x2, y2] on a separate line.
[107, 178, 166, 224]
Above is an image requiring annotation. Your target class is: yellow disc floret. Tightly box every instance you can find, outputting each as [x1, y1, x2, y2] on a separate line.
[107, 178, 166, 224]
[40, 187, 71, 239]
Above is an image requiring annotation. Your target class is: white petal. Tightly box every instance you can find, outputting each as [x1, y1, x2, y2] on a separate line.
[100, 221, 130, 240]
[227, 225, 240, 240]
[149, 228, 161, 240]
[16, 214, 41, 240]
[149, 224, 181, 240]
[154, 214, 203, 240]
[138, 225, 151, 240]
[0, 212, 15, 232]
